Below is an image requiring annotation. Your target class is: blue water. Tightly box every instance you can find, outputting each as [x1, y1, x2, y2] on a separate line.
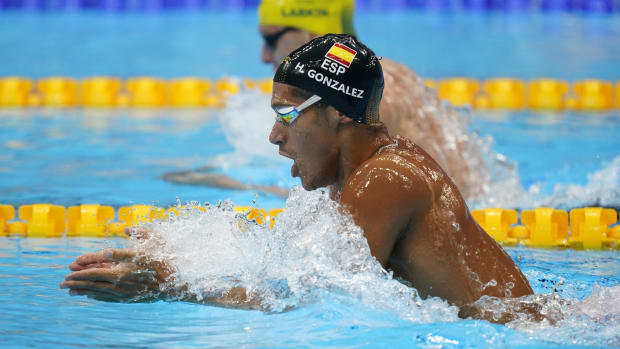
[470, 111, 620, 197]
[1, 9, 619, 349]
[1, 106, 619, 209]
[1, 238, 618, 348]
[0, 12, 619, 79]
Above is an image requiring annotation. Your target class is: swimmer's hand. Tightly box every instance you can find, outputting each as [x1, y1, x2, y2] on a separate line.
[60, 248, 174, 302]
[60, 248, 262, 309]
[458, 295, 564, 325]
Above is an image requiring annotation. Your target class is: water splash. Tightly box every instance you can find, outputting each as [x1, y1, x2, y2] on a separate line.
[536, 155, 620, 209]
[127, 187, 619, 346]
[379, 69, 519, 202]
[133, 187, 459, 323]
[505, 286, 620, 347]
[209, 90, 281, 170]
[472, 154, 620, 210]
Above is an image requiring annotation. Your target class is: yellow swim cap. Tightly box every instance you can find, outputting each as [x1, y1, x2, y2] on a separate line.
[258, 0, 356, 36]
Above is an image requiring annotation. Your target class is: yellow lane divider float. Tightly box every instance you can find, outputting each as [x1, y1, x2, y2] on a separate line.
[471, 207, 619, 250]
[1, 76, 619, 111]
[0, 76, 261, 109]
[430, 77, 619, 111]
[1, 203, 619, 250]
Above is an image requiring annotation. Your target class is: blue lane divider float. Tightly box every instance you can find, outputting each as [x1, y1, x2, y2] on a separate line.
[0, 0, 260, 11]
[357, 0, 616, 11]
[0, 0, 616, 12]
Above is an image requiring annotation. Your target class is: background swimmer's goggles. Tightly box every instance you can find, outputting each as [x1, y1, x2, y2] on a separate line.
[263, 27, 298, 51]
[273, 95, 322, 125]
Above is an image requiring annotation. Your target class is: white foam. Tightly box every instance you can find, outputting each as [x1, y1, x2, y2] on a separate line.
[129, 187, 619, 346]
[210, 90, 283, 169]
[133, 188, 459, 323]
[504, 286, 620, 347]
[538, 155, 620, 209]
[472, 154, 620, 210]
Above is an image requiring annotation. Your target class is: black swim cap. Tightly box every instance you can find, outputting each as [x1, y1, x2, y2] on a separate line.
[274, 34, 384, 124]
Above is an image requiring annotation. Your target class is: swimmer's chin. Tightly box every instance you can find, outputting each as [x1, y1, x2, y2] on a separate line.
[299, 177, 320, 191]
[301, 183, 317, 191]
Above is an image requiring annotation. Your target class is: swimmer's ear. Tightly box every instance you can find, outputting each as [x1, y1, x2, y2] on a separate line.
[338, 112, 356, 125]
[334, 112, 352, 128]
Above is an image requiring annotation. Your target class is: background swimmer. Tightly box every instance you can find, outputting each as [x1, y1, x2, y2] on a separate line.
[61, 35, 533, 322]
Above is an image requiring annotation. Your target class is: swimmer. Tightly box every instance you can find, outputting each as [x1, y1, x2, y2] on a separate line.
[258, 0, 486, 199]
[61, 35, 533, 323]
[167, 0, 487, 200]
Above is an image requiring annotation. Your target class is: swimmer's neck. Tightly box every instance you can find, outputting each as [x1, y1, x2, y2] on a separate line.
[330, 122, 393, 198]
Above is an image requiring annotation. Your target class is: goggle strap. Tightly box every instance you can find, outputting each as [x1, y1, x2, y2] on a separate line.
[264, 27, 298, 48]
[296, 95, 322, 113]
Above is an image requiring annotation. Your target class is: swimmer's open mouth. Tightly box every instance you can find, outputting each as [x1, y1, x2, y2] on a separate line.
[279, 151, 299, 178]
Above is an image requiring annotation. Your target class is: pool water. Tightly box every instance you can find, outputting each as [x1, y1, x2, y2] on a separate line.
[1, 12, 619, 79]
[1, 97, 619, 209]
[1, 9, 619, 349]
[1, 230, 619, 347]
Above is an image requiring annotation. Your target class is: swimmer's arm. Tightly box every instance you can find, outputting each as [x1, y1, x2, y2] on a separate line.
[61, 249, 262, 309]
[339, 157, 430, 267]
[162, 168, 289, 198]
[170, 286, 262, 310]
[458, 297, 560, 325]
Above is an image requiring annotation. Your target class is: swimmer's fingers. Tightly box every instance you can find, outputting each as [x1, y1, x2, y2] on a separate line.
[62, 280, 154, 302]
[60, 275, 159, 298]
[73, 250, 114, 268]
[61, 280, 126, 298]
[63, 267, 124, 284]
[103, 248, 139, 262]
[71, 248, 137, 270]
[69, 289, 124, 303]
[68, 288, 160, 303]
[69, 261, 115, 271]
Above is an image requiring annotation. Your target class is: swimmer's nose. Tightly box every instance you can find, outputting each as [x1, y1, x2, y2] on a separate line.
[261, 44, 274, 65]
[269, 121, 286, 146]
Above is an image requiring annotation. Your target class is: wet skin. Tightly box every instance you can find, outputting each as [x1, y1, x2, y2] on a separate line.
[61, 83, 532, 319]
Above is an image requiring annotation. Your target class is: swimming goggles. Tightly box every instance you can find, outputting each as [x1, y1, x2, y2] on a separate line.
[273, 95, 322, 125]
[263, 27, 298, 51]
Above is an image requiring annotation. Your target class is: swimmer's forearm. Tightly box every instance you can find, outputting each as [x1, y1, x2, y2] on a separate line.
[203, 287, 262, 309]
[167, 286, 262, 310]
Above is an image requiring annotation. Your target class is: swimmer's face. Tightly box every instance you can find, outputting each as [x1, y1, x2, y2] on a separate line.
[259, 25, 315, 71]
[269, 83, 340, 191]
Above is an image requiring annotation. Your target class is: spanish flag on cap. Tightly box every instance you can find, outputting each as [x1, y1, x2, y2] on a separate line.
[258, 0, 356, 36]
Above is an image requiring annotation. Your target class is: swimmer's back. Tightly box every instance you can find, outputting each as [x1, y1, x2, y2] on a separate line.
[378, 58, 486, 200]
[342, 136, 533, 306]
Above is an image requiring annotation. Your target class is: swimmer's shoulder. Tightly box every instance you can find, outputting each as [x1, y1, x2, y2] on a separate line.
[374, 136, 429, 167]
[344, 138, 432, 202]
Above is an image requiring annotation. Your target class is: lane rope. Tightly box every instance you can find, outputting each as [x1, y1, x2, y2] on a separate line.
[1, 76, 619, 111]
[1, 203, 619, 250]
